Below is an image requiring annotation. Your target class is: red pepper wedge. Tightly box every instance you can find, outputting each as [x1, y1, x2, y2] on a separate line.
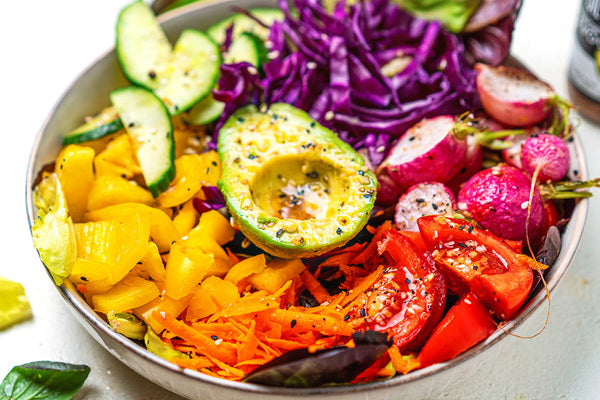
[418, 292, 497, 368]
[349, 229, 447, 350]
[417, 216, 534, 320]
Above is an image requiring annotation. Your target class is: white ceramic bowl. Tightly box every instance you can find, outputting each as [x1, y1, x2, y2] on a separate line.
[26, 1, 590, 398]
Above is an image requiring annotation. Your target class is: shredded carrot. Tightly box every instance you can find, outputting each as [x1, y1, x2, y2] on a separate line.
[351, 221, 391, 265]
[300, 270, 330, 303]
[388, 345, 421, 375]
[226, 248, 240, 264]
[170, 357, 214, 370]
[153, 311, 238, 365]
[237, 320, 259, 363]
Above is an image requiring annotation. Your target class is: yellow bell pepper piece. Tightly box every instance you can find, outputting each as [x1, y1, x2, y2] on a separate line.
[55, 144, 95, 222]
[193, 210, 235, 246]
[164, 242, 214, 300]
[173, 199, 198, 237]
[134, 242, 166, 281]
[92, 275, 159, 314]
[173, 116, 205, 157]
[200, 276, 240, 308]
[196, 150, 221, 187]
[184, 233, 228, 260]
[225, 254, 266, 285]
[87, 175, 154, 211]
[68, 258, 113, 295]
[73, 214, 150, 284]
[186, 276, 239, 321]
[85, 203, 178, 253]
[158, 155, 204, 208]
[185, 287, 219, 321]
[134, 291, 192, 334]
[248, 258, 306, 293]
[94, 134, 142, 179]
[206, 256, 234, 278]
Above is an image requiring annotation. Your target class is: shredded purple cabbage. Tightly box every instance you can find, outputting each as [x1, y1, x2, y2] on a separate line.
[214, 0, 483, 167]
[192, 186, 226, 214]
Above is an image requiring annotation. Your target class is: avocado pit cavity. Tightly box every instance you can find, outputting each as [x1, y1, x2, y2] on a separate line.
[251, 156, 347, 221]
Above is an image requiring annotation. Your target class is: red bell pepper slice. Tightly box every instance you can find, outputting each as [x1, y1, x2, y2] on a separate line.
[417, 216, 534, 320]
[347, 229, 446, 350]
[418, 292, 497, 368]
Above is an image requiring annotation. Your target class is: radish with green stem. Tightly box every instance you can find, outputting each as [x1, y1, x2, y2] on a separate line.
[475, 63, 573, 137]
[377, 116, 467, 195]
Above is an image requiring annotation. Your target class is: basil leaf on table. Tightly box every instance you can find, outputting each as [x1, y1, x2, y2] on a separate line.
[0, 361, 90, 400]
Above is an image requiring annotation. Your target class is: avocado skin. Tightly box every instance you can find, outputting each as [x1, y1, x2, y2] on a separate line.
[218, 103, 378, 258]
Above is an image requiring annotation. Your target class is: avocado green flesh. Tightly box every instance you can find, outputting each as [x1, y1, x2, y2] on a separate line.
[218, 103, 378, 258]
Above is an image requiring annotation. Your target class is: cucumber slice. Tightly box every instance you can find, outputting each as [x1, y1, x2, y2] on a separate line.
[207, 8, 284, 45]
[116, 1, 220, 115]
[224, 32, 261, 66]
[183, 31, 265, 126]
[182, 93, 225, 125]
[116, 1, 172, 89]
[63, 107, 124, 145]
[154, 29, 221, 115]
[110, 87, 175, 197]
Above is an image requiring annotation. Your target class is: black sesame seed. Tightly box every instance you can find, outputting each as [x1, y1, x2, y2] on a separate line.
[290, 319, 297, 328]
[211, 335, 218, 340]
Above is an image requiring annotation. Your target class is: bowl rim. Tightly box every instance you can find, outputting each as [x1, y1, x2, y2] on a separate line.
[25, 0, 590, 396]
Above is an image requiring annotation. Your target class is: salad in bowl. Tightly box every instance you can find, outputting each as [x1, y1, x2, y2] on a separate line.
[27, 0, 597, 395]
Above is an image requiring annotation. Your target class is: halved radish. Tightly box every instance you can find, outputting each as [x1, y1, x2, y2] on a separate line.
[475, 63, 555, 127]
[394, 182, 457, 231]
[377, 116, 467, 196]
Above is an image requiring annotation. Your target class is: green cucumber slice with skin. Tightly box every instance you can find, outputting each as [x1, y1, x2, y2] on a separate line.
[207, 8, 284, 45]
[183, 32, 264, 126]
[116, 1, 221, 115]
[154, 29, 221, 115]
[110, 86, 175, 197]
[224, 32, 262, 65]
[63, 107, 124, 145]
[116, 1, 172, 89]
[182, 92, 225, 125]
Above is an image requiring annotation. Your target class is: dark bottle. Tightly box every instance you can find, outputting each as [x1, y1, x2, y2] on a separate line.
[568, 0, 600, 124]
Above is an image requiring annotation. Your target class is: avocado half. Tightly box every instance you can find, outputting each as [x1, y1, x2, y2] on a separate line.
[218, 103, 378, 258]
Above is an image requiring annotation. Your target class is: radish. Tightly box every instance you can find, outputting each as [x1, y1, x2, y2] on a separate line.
[457, 163, 545, 243]
[377, 116, 467, 195]
[446, 134, 483, 194]
[375, 172, 403, 205]
[521, 133, 570, 183]
[394, 182, 457, 231]
[475, 63, 555, 127]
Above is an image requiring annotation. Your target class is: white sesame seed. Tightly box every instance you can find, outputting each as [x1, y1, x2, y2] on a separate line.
[521, 201, 530, 209]
[324, 110, 335, 120]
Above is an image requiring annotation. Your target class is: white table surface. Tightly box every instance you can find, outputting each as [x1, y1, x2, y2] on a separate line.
[1, 0, 599, 399]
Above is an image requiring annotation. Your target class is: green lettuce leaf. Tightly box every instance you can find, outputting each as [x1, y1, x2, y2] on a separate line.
[31, 173, 77, 285]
